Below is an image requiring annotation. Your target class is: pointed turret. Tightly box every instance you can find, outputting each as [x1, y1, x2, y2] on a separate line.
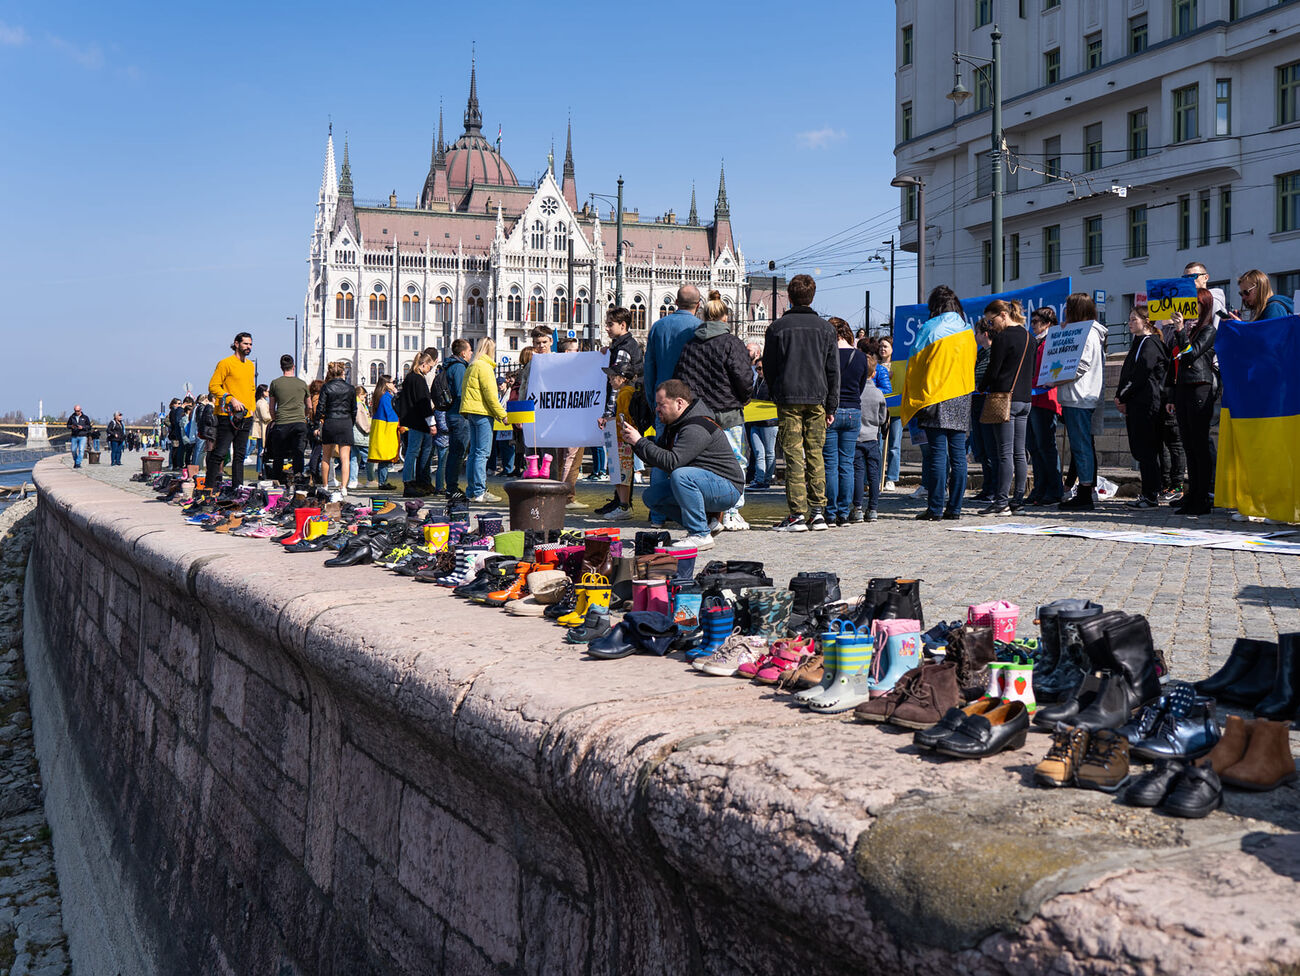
[339, 139, 353, 196]
[710, 160, 734, 258]
[320, 126, 338, 201]
[436, 101, 445, 160]
[561, 117, 577, 210]
[688, 182, 698, 225]
[714, 160, 729, 218]
[464, 58, 482, 134]
[334, 137, 358, 239]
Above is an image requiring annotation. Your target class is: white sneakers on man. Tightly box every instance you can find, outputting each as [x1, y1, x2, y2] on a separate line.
[673, 533, 714, 551]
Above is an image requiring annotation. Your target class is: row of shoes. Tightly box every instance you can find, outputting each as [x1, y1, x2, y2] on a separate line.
[1196, 634, 1300, 722]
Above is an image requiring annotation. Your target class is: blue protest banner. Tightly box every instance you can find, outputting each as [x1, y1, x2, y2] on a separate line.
[891, 278, 1074, 358]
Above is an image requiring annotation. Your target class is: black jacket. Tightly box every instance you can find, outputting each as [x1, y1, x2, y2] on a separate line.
[980, 326, 1035, 403]
[316, 378, 357, 424]
[398, 372, 433, 432]
[632, 399, 745, 489]
[1168, 320, 1218, 388]
[67, 412, 91, 435]
[196, 402, 216, 441]
[761, 306, 839, 412]
[168, 406, 186, 441]
[603, 331, 644, 418]
[1117, 334, 1169, 414]
[672, 322, 754, 428]
[106, 419, 126, 442]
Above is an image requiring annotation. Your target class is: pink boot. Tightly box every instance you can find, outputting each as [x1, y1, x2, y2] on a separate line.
[538, 454, 553, 478]
[523, 455, 541, 478]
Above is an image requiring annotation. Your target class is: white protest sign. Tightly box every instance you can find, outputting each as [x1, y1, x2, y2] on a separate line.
[1035, 320, 1095, 385]
[527, 351, 607, 448]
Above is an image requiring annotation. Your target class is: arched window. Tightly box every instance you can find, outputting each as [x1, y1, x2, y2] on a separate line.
[402, 360, 413, 377]
[528, 286, 544, 322]
[577, 289, 591, 325]
[756, 303, 767, 321]
[553, 289, 568, 324]
[507, 285, 522, 322]
[368, 283, 387, 321]
[403, 285, 421, 322]
[369, 361, 384, 384]
[530, 221, 545, 250]
[553, 222, 568, 252]
[468, 287, 484, 325]
[659, 295, 677, 319]
[335, 283, 354, 319]
[631, 296, 647, 330]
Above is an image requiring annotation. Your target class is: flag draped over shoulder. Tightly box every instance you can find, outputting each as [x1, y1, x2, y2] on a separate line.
[900, 311, 976, 425]
[1214, 314, 1300, 524]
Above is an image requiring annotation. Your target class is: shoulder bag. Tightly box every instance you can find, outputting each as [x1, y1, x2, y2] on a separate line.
[979, 332, 1030, 424]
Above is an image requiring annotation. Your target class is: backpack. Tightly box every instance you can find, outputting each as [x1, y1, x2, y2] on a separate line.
[628, 380, 655, 432]
[430, 362, 458, 411]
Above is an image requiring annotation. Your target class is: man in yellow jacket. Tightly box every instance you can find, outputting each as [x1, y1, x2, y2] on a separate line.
[206, 331, 257, 490]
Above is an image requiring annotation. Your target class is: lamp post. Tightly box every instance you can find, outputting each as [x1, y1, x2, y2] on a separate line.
[948, 26, 1004, 293]
[588, 177, 626, 308]
[285, 315, 298, 370]
[885, 237, 896, 330]
[890, 175, 926, 302]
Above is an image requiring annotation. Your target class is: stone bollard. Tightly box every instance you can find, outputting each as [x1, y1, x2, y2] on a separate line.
[503, 478, 568, 533]
[141, 456, 163, 476]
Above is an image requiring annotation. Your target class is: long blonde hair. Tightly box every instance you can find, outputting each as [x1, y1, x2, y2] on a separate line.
[474, 337, 497, 362]
[1237, 269, 1274, 315]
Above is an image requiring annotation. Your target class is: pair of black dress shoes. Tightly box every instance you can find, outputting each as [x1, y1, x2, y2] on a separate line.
[913, 699, 1029, 758]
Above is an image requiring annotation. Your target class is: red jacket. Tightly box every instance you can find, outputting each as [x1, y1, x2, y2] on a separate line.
[1030, 338, 1061, 415]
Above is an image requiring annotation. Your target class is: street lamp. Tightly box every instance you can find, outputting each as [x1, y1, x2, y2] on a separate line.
[949, 26, 1004, 293]
[588, 176, 626, 307]
[285, 315, 298, 371]
[890, 175, 926, 302]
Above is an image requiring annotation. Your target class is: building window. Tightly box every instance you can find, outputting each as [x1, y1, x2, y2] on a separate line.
[1229, 0, 1240, 19]
[1043, 135, 1061, 182]
[402, 287, 421, 322]
[1129, 14, 1148, 53]
[976, 150, 994, 197]
[1172, 0, 1197, 37]
[577, 290, 591, 325]
[467, 288, 484, 325]
[370, 362, 384, 385]
[1043, 224, 1061, 273]
[1084, 123, 1103, 172]
[553, 223, 568, 252]
[528, 287, 544, 322]
[902, 102, 913, 141]
[1008, 232, 1021, 280]
[981, 240, 992, 286]
[1085, 33, 1102, 71]
[552, 291, 568, 323]
[1127, 110, 1149, 162]
[432, 295, 452, 324]
[336, 332, 353, 348]
[1219, 186, 1232, 242]
[903, 183, 917, 222]
[369, 334, 386, 350]
[1178, 195, 1191, 249]
[335, 284, 354, 319]
[1214, 79, 1232, 136]
[530, 221, 545, 250]
[1198, 192, 1211, 247]
[1278, 171, 1300, 233]
[974, 67, 991, 111]
[1044, 48, 1061, 85]
[1128, 206, 1148, 259]
[1173, 84, 1199, 142]
[1084, 216, 1103, 267]
[1279, 61, 1300, 126]
[1044, 0, 1059, 8]
[902, 24, 913, 66]
[975, 0, 992, 27]
[368, 285, 387, 321]
[630, 297, 647, 330]
[506, 286, 522, 322]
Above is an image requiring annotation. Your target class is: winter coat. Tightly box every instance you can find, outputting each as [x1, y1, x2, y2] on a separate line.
[1168, 320, 1218, 389]
[981, 326, 1035, 403]
[460, 357, 507, 422]
[67, 412, 91, 435]
[672, 321, 754, 429]
[1055, 320, 1109, 409]
[441, 356, 469, 415]
[316, 378, 357, 424]
[106, 419, 126, 443]
[398, 372, 433, 433]
[761, 306, 840, 412]
[1116, 333, 1169, 415]
[631, 399, 745, 489]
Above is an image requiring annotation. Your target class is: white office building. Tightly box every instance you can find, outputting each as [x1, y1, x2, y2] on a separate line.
[893, 0, 1300, 334]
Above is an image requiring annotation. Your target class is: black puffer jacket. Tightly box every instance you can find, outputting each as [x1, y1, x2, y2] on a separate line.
[673, 321, 754, 429]
[316, 377, 357, 423]
[1117, 333, 1169, 414]
[761, 306, 839, 412]
[1168, 320, 1217, 388]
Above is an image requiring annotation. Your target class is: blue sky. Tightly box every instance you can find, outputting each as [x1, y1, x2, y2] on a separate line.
[0, 0, 913, 421]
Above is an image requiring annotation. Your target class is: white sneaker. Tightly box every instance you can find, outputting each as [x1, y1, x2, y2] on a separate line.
[708, 517, 723, 535]
[565, 499, 589, 510]
[606, 506, 632, 521]
[673, 532, 714, 550]
[469, 491, 503, 503]
[346, 479, 359, 489]
[722, 511, 750, 531]
[883, 481, 897, 492]
[909, 485, 928, 500]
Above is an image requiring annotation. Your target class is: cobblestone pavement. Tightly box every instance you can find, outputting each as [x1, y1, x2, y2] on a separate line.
[0, 497, 71, 976]
[83, 454, 1300, 680]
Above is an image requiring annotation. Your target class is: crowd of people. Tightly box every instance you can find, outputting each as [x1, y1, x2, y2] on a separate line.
[134, 260, 1293, 536]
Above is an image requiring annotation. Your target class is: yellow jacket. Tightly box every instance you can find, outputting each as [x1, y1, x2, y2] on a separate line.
[460, 357, 506, 421]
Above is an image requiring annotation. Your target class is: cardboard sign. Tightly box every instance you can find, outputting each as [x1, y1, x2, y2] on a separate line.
[1035, 320, 1097, 385]
[526, 352, 606, 448]
[1146, 277, 1199, 323]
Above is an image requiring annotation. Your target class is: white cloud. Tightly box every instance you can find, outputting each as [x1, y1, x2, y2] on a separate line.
[0, 21, 30, 45]
[48, 34, 104, 69]
[796, 127, 847, 150]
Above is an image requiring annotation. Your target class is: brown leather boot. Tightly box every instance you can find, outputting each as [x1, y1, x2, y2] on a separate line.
[952, 625, 996, 700]
[582, 536, 613, 578]
[1200, 714, 1253, 774]
[886, 661, 962, 729]
[1220, 718, 1298, 790]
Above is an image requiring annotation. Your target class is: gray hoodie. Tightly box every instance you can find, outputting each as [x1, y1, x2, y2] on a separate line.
[1056, 320, 1110, 410]
[857, 378, 888, 442]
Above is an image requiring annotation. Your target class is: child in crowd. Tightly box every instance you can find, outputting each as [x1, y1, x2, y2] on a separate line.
[854, 343, 890, 523]
[596, 361, 638, 520]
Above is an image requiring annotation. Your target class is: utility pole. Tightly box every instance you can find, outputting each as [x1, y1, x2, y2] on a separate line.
[991, 26, 1004, 293]
[886, 237, 895, 330]
[864, 290, 870, 332]
[615, 177, 625, 307]
[286, 315, 298, 369]
[768, 260, 778, 326]
[567, 237, 575, 339]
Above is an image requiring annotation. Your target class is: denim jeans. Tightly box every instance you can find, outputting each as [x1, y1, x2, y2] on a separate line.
[434, 442, 449, 491]
[402, 429, 433, 487]
[746, 424, 776, 486]
[590, 445, 607, 477]
[350, 444, 368, 485]
[444, 413, 469, 493]
[641, 466, 742, 536]
[465, 414, 493, 498]
[852, 439, 881, 512]
[921, 427, 968, 517]
[1061, 406, 1096, 485]
[1027, 406, 1063, 502]
[822, 407, 860, 519]
[884, 416, 902, 483]
[986, 400, 1031, 506]
[69, 436, 86, 467]
[109, 441, 124, 465]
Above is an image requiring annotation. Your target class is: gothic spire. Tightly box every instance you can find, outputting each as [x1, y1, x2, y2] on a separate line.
[688, 182, 698, 225]
[319, 126, 338, 200]
[340, 139, 353, 196]
[436, 100, 445, 160]
[563, 117, 574, 179]
[714, 160, 729, 218]
[464, 57, 482, 133]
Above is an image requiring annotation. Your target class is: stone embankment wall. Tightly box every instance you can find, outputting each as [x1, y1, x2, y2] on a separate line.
[23, 458, 1300, 976]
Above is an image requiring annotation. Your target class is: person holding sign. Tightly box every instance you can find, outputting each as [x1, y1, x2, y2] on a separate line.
[621, 379, 745, 552]
[1166, 289, 1218, 516]
[460, 337, 509, 504]
[1115, 305, 1170, 509]
[1053, 293, 1109, 511]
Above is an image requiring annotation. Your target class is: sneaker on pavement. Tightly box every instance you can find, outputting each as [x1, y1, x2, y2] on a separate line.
[909, 485, 928, 500]
[722, 511, 749, 531]
[673, 532, 714, 551]
[772, 514, 808, 533]
[565, 499, 589, 510]
[606, 506, 633, 521]
[866, 510, 878, 522]
[707, 517, 724, 535]
[469, 491, 503, 503]
[808, 511, 829, 531]
[883, 481, 897, 492]
[695, 632, 766, 676]
[594, 498, 621, 516]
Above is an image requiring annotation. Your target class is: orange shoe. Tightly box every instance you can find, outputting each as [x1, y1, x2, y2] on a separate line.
[482, 561, 538, 607]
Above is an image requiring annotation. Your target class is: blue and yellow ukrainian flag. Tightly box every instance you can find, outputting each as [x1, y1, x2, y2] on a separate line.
[505, 399, 536, 425]
[1215, 315, 1300, 524]
[899, 312, 976, 425]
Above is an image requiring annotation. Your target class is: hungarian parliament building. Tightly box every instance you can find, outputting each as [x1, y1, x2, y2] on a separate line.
[302, 64, 782, 382]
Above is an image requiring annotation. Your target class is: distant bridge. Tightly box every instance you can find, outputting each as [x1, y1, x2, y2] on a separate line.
[0, 424, 155, 448]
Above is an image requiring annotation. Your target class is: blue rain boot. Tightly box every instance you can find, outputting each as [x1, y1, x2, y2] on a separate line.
[868, 626, 923, 697]
[795, 620, 848, 703]
[808, 626, 875, 713]
[690, 603, 734, 662]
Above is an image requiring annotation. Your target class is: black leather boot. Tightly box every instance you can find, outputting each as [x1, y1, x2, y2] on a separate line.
[1104, 612, 1162, 709]
[1034, 599, 1104, 702]
[1254, 632, 1300, 721]
[1071, 672, 1137, 732]
[1033, 610, 1126, 726]
[1195, 637, 1279, 708]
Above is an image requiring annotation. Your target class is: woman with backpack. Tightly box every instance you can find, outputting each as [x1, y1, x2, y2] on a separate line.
[398, 354, 436, 498]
